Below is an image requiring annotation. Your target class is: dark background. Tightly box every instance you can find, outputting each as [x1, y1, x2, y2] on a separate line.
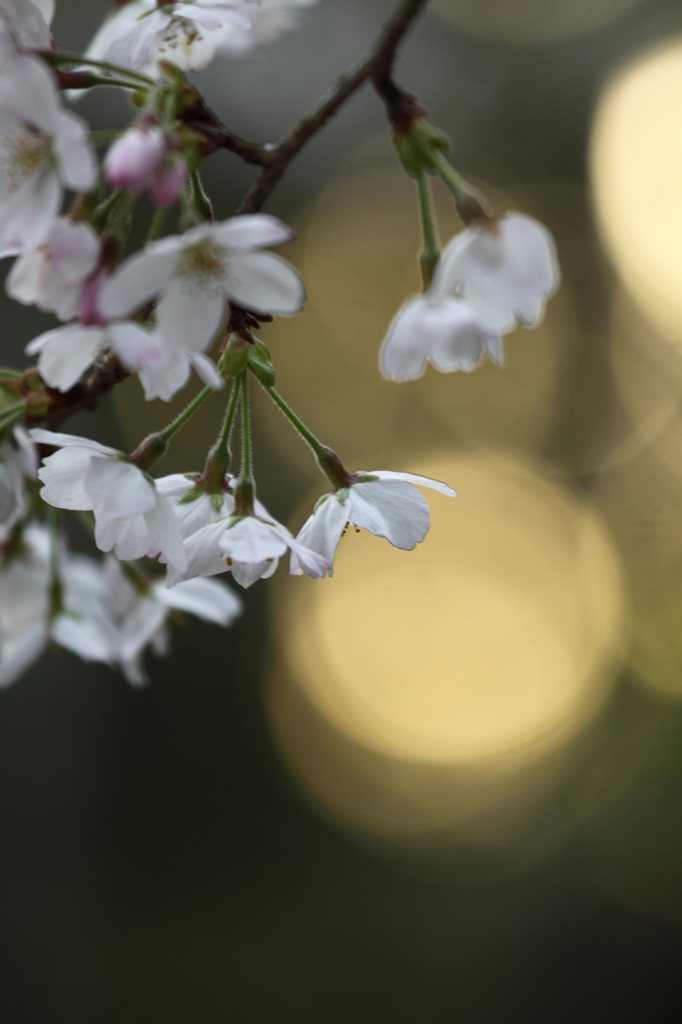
[2, 1, 682, 1021]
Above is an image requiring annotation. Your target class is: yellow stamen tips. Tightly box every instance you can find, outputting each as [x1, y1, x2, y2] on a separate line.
[226, 557, 233, 566]
[0, 130, 50, 193]
[354, 526, 361, 533]
[179, 237, 228, 298]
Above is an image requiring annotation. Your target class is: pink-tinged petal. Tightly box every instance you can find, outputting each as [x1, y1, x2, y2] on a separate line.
[104, 125, 165, 192]
[157, 575, 242, 624]
[0, 51, 60, 129]
[36, 446, 97, 510]
[27, 323, 103, 391]
[211, 214, 295, 252]
[85, 458, 156, 519]
[365, 470, 456, 497]
[226, 250, 305, 315]
[0, 166, 61, 252]
[290, 493, 347, 576]
[156, 280, 224, 352]
[349, 479, 431, 549]
[28, 428, 117, 455]
[144, 495, 187, 575]
[99, 247, 180, 318]
[52, 110, 97, 192]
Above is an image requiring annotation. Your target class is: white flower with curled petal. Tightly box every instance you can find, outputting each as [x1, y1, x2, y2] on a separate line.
[162, 483, 329, 589]
[0, 0, 53, 50]
[7, 218, 100, 320]
[0, 52, 96, 254]
[435, 212, 560, 333]
[30, 429, 187, 576]
[290, 470, 456, 577]
[100, 215, 305, 355]
[379, 291, 503, 382]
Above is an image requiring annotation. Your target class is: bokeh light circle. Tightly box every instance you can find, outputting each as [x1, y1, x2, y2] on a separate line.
[431, 0, 643, 44]
[591, 39, 682, 345]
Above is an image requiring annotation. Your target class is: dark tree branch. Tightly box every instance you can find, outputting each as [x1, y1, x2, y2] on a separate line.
[235, 0, 430, 213]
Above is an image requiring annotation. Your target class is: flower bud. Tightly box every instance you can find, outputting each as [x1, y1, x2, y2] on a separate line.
[105, 125, 166, 193]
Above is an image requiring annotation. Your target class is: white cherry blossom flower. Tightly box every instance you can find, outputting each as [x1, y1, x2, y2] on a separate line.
[97, 557, 242, 685]
[95, 0, 252, 74]
[30, 429, 188, 575]
[0, 52, 96, 254]
[100, 215, 305, 356]
[216, 0, 317, 57]
[435, 212, 560, 333]
[290, 470, 456, 577]
[379, 292, 503, 382]
[7, 218, 100, 320]
[160, 476, 329, 588]
[0, 0, 53, 51]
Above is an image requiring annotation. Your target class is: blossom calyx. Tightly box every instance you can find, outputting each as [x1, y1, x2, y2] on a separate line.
[247, 339, 276, 387]
[396, 119, 451, 177]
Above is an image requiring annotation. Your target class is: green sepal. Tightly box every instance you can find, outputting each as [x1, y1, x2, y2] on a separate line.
[396, 120, 451, 177]
[247, 339, 276, 387]
[221, 334, 250, 378]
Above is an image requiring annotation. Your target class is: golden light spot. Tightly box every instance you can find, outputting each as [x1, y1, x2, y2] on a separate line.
[267, 451, 627, 847]
[591, 39, 682, 344]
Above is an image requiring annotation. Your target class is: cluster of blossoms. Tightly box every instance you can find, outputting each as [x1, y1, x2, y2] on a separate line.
[0, 0, 558, 687]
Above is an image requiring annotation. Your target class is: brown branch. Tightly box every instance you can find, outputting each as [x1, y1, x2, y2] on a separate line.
[236, 0, 430, 214]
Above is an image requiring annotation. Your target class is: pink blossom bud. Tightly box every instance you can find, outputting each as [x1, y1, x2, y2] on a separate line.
[151, 156, 187, 208]
[104, 125, 166, 193]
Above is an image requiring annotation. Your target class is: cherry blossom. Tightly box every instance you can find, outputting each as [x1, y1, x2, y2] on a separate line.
[30, 429, 188, 575]
[379, 292, 503, 381]
[290, 470, 456, 577]
[6, 218, 100, 320]
[0, 51, 96, 254]
[435, 212, 560, 333]
[104, 123, 187, 207]
[100, 215, 305, 356]
[0, 0, 53, 51]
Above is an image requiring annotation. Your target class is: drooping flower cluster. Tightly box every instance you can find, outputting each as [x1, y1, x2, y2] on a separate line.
[0, 0, 558, 687]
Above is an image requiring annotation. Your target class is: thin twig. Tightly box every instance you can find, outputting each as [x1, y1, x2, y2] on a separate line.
[236, 0, 430, 213]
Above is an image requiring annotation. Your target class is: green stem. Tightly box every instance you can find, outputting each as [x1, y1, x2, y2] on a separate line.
[260, 384, 352, 489]
[0, 402, 26, 434]
[130, 385, 214, 470]
[189, 170, 213, 222]
[147, 206, 166, 243]
[163, 385, 214, 443]
[430, 149, 491, 224]
[200, 380, 240, 491]
[0, 367, 23, 379]
[239, 373, 252, 483]
[46, 50, 155, 86]
[89, 129, 125, 144]
[415, 167, 440, 289]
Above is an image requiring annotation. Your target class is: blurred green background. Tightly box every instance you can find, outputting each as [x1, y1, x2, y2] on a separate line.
[3, 0, 682, 1020]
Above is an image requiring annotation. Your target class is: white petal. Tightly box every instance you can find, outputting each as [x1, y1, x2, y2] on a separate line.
[29, 429, 117, 455]
[52, 110, 97, 192]
[144, 494, 188, 575]
[156, 280, 225, 352]
[290, 493, 346, 576]
[366, 470, 456, 497]
[226, 250, 305, 315]
[27, 323, 103, 391]
[85, 458, 156, 519]
[156, 575, 242, 624]
[219, 516, 288, 563]
[349, 479, 431, 549]
[94, 512, 152, 561]
[37, 446, 97, 510]
[99, 246, 180, 318]
[211, 214, 295, 251]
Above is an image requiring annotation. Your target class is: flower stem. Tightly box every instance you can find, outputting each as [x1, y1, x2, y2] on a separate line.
[147, 206, 166, 243]
[130, 385, 213, 469]
[235, 373, 255, 515]
[201, 380, 240, 491]
[188, 170, 213, 223]
[46, 50, 155, 86]
[430, 149, 491, 224]
[415, 167, 440, 289]
[260, 384, 352, 489]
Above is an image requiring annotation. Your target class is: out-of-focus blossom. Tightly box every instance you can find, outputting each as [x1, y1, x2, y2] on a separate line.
[104, 124, 187, 207]
[0, 427, 37, 543]
[0, 0, 53, 51]
[291, 470, 456, 576]
[100, 215, 305, 356]
[31, 429, 188, 575]
[436, 212, 560, 333]
[0, 52, 96, 254]
[379, 292, 503, 381]
[7, 218, 100, 320]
